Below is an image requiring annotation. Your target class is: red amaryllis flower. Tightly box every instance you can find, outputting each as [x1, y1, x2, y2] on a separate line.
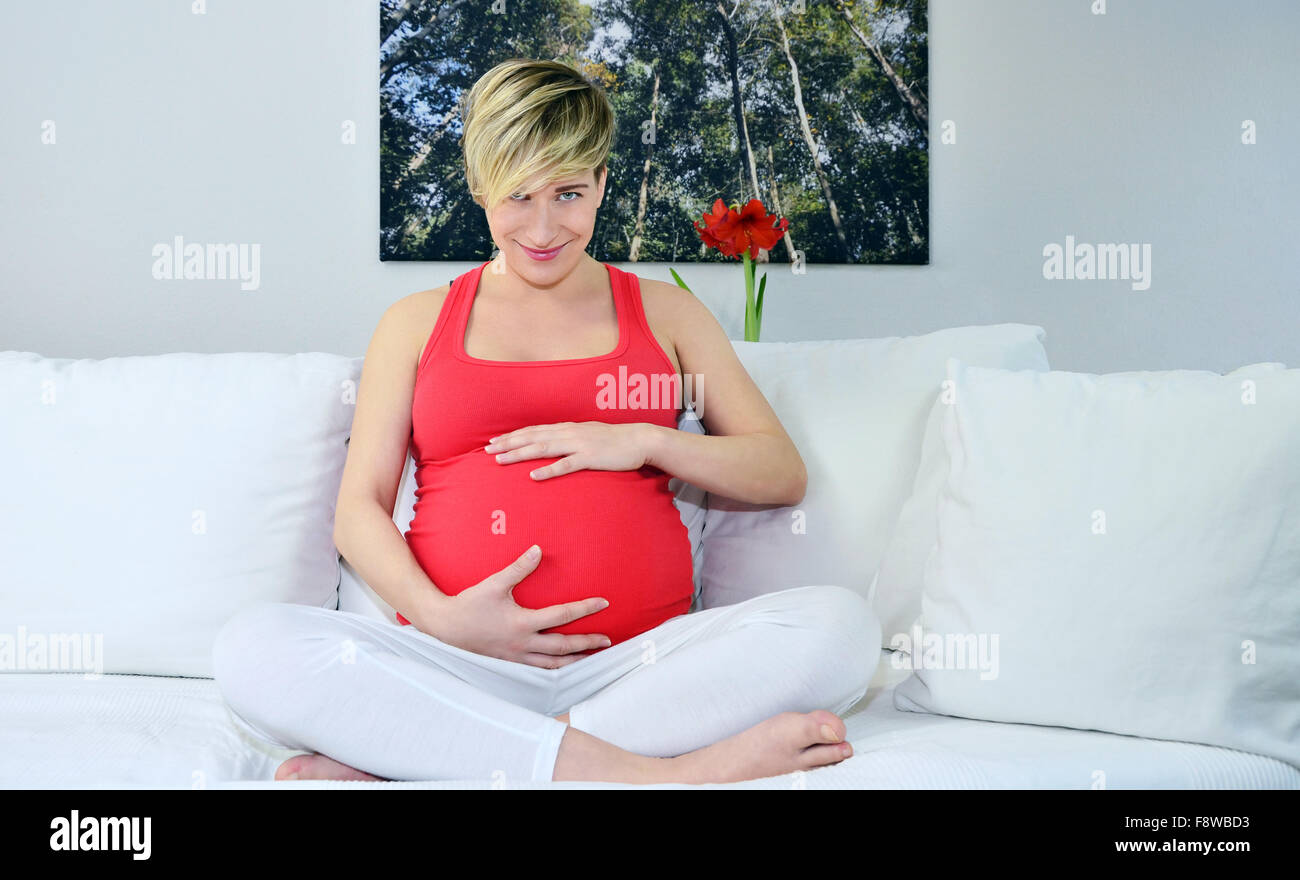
[695, 198, 788, 260]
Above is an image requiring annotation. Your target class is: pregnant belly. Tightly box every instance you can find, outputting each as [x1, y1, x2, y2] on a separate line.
[403, 453, 695, 650]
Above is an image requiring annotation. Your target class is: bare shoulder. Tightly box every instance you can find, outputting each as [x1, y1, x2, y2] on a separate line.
[635, 275, 694, 306]
[638, 274, 729, 341]
[395, 282, 452, 335]
[393, 282, 452, 321]
[366, 283, 452, 368]
[634, 275, 711, 332]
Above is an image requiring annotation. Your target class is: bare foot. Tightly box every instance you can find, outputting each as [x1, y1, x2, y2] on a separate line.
[674, 710, 854, 784]
[275, 753, 384, 782]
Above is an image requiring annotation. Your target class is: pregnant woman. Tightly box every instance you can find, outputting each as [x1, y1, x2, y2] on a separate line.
[212, 59, 881, 785]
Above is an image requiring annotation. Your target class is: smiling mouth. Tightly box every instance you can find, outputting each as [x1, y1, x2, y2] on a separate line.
[518, 241, 566, 255]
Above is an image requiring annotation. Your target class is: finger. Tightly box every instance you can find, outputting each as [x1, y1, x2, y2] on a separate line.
[485, 427, 547, 451]
[530, 597, 610, 629]
[527, 632, 613, 655]
[527, 455, 584, 481]
[482, 433, 520, 453]
[520, 652, 585, 669]
[494, 545, 541, 593]
[492, 441, 555, 464]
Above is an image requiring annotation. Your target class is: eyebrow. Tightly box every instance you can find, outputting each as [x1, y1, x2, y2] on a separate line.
[513, 182, 590, 197]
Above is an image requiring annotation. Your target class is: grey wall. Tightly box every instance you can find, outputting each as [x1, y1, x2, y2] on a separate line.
[2, 0, 1296, 372]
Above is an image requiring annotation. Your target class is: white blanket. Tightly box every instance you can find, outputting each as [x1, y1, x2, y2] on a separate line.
[3, 654, 1295, 789]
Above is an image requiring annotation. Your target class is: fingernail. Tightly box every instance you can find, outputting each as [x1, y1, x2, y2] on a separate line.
[600, 599, 610, 609]
[526, 545, 539, 559]
[602, 639, 612, 647]
[820, 723, 841, 743]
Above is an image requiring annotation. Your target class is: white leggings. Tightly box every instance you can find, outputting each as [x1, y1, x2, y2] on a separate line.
[211, 584, 881, 783]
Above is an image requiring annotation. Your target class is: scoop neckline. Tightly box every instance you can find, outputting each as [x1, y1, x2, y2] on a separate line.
[455, 260, 630, 366]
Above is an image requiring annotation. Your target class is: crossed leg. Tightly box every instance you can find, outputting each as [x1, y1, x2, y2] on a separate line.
[214, 585, 881, 784]
[546, 584, 880, 782]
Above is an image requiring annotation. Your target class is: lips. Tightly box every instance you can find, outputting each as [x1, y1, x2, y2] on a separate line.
[518, 241, 566, 259]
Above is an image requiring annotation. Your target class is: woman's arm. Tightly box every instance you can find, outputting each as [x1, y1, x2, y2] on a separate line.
[332, 291, 454, 634]
[641, 280, 807, 506]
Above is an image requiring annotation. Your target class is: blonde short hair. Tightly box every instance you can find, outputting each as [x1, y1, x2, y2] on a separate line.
[459, 58, 615, 210]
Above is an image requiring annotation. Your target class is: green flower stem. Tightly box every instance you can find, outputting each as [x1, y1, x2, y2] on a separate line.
[742, 251, 757, 341]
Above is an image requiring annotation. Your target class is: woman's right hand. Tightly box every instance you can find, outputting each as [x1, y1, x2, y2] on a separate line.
[427, 544, 612, 668]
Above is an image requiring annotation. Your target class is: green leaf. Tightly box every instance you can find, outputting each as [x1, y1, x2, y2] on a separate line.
[755, 273, 767, 340]
[668, 267, 693, 292]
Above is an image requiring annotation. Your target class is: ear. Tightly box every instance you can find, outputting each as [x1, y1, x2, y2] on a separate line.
[595, 167, 607, 208]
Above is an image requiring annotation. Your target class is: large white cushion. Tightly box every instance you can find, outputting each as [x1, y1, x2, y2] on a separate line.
[672, 407, 709, 611]
[698, 325, 1050, 610]
[870, 361, 1290, 646]
[0, 351, 361, 677]
[893, 358, 1300, 767]
[338, 406, 711, 620]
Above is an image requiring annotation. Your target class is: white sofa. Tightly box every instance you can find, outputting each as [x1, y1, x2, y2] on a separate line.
[3, 328, 1297, 790]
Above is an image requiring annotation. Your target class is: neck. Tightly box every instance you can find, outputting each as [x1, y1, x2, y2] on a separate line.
[489, 252, 602, 300]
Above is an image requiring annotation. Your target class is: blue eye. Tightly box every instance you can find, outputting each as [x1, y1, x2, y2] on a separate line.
[510, 191, 582, 201]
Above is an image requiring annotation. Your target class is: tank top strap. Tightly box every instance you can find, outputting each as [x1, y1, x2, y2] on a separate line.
[610, 262, 673, 372]
[416, 261, 489, 377]
[449, 261, 489, 351]
[606, 262, 637, 342]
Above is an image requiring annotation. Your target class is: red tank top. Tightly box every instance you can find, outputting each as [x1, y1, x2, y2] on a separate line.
[399, 260, 694, 653]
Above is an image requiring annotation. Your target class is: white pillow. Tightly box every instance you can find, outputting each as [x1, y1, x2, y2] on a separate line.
[698, 325, 1050, 610]
[871, 361, 1290, 647]
[0, 351, 361, 677]
[893, 358, 1300, 767]
[338, 406, 711, 620]
[670, 406, 709, 611]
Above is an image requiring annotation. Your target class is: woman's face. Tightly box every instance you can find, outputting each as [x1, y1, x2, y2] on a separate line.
[483, 166, 606, 279]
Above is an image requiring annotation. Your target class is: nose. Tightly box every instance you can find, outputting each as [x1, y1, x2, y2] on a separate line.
[526, 200, 560, 248]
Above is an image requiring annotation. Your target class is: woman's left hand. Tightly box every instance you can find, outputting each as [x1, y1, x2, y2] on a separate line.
[483, 422, 656, 480]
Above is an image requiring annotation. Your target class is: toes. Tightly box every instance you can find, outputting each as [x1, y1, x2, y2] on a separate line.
[274, 753, 312, 780]
[800, 741, 854, 768]
[806, 709, 847, 743]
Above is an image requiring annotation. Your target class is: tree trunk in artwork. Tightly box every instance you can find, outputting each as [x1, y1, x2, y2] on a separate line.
[770, 0, 851, 262]
[381, 0, 471, 86]
[388, 106, 460, 196]
[764, 144, 797, 263]
[837, 2, 928, 130]
[629, 63, 661, 263]
[381, 0, 420, 45]
[716, 3, 765, 207]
